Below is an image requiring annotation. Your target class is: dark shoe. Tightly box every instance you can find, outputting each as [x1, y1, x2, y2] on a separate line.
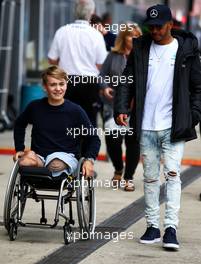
[163, 227, 179, 250]
[124, 180, 135, 192]
[140, 226, 161, 244]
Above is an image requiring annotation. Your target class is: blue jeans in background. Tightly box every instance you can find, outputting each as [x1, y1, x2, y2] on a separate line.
[140, 128, 185, 230]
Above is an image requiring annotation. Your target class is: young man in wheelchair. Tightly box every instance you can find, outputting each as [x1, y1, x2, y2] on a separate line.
[13, 65, 100, 178]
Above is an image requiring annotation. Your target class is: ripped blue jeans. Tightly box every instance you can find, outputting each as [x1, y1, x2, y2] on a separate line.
[140, 129, 185, 230]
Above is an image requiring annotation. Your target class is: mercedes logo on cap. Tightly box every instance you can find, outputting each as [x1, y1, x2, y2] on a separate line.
[150, 9, 158, 18]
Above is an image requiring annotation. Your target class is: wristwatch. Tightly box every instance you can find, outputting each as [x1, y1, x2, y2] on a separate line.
[85, 158, 95, 165]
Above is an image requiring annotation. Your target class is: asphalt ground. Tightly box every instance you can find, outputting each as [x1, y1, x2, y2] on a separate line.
[0, 125, 200, 264]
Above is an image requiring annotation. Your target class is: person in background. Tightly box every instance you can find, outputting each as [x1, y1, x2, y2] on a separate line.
[114, 4, 201, 249]
[90, 14, 107, 35]
[101, 12, 116, 51]
[48, 0, 107, 127]
[99, 23, 142, 191]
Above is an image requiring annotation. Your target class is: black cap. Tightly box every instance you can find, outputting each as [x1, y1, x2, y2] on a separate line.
[144, 4, 172, 26]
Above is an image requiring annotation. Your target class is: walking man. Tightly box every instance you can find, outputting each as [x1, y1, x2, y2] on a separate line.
[114, 4, 201, 250]
[48, 0, 107, 126]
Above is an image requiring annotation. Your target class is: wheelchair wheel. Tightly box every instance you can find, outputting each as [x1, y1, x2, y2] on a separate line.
[3, 161, 28, 233]
[76, 158, 96, 235]
[9, 220, 18, 241]
[63, 223, 73, 245]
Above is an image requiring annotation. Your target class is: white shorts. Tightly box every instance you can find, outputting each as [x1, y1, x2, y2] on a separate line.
[37, 152, 78, 177]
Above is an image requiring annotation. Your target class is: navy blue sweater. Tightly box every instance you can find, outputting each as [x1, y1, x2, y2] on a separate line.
[14, 98, 100, 159]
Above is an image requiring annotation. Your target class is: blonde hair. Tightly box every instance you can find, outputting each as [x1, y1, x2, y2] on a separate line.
[112, 23, 142, 54]
[42, 66, 68, 85]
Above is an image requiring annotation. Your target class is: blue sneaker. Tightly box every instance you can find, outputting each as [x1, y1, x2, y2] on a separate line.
[140, 226, 161, 244]
[163, 227, 179, 250]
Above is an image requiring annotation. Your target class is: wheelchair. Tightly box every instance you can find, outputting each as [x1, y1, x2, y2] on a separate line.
[3, 157, 96, 244]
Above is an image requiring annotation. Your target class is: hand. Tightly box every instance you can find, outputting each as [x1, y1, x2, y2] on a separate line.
[116, 114, 128, 126]
[13, 151, 25, 162]
[82, 160, 94, 178]
[103, 87, 114, 101]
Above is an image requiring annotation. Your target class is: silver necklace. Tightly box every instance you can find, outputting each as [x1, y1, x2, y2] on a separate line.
[153, 43, 167, 62]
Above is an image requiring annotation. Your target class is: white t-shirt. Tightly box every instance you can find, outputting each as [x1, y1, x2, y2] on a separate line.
[142, 38, 178, 131]
[48, 20, 107, 76]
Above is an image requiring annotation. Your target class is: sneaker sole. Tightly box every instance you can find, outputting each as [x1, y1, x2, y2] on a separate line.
[140, 238, 161, 244]
[163, 243, 179, 250]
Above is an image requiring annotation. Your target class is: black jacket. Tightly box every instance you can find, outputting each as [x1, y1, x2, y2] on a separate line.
[114, 30, 201, 142]
[14, 98, 100, 159]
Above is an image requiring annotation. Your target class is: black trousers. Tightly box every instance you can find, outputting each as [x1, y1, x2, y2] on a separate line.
[105, 132, 140, 180]
[65, 75, 100, 127]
